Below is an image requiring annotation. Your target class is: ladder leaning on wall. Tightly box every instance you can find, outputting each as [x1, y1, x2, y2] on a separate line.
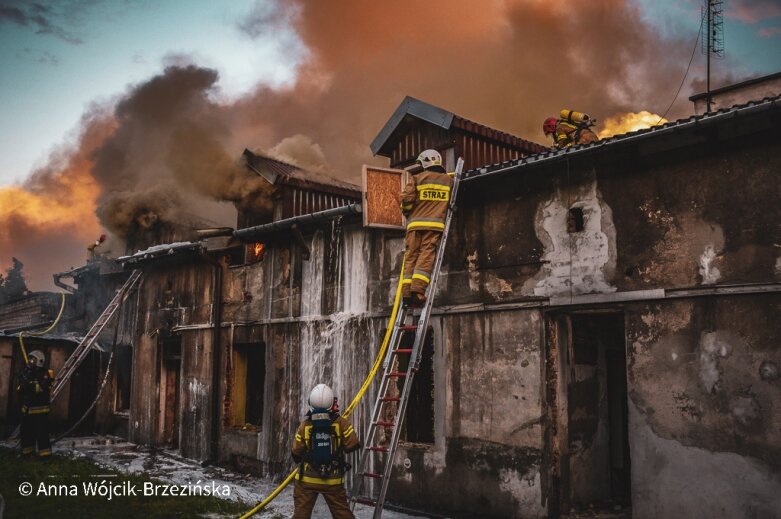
[50, 269, 143, 401]
[349, 157, 464, 518]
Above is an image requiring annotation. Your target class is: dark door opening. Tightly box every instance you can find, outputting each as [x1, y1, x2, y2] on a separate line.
[396, 327, 434, 444]
[548, 313, 631, 515]
[158, 336, 181, 449]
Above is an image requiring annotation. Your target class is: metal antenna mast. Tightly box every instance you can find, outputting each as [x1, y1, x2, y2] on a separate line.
[702, 0, 725, 112]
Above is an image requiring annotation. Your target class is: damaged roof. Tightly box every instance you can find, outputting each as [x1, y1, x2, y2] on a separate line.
[118, 241, 203, 266]
[242, 149, 360, 197]
[463, 94, 781, 181]
[0, 331, 107, 350]
[371, 95, 546, 157]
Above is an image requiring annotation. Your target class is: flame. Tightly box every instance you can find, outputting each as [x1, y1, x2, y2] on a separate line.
[598, 111, 668, 139]
[253, 242, 265, 258]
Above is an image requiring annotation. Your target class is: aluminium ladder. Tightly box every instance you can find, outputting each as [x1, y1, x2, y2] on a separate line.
[350, 158, 464, 518]
[50, 269, 143, 401]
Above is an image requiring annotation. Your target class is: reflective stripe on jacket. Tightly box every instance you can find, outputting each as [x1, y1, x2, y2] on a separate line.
[291, 414, 359, 487]
[401, 170, 453, 232]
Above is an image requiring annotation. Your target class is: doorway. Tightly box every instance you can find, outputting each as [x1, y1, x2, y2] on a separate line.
[546, 312, 631, 514]
[158, 336, 181, 449]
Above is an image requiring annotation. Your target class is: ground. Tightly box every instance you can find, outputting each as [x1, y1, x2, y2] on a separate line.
[0, 443, 245, 518]
[0, 436, 426, 518]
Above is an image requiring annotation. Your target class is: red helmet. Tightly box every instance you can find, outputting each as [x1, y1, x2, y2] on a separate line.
[543, 117, 558, 135]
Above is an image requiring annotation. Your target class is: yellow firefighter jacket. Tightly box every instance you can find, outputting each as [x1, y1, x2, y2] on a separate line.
[553, 121, 599, 148]
[400, 170, 454, 232]
[291, 414, 359, 487]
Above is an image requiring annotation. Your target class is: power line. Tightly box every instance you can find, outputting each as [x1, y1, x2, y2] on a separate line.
[655, 17, 704, 126]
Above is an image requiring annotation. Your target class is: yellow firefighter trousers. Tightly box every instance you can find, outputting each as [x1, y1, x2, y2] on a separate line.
[402, 230, 442, 297]
[292, 480, 355, 519]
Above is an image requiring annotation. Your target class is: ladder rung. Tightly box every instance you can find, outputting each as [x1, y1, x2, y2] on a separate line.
[399, 325, 417, 331]
[380, 397, 400, 402]
[366, 446, 388, 452]
[394, 348, 413, 354]
[363, 472, 383, 479]
[354, 497, 376, 506]
[387, 372, 407, 377]
[374, 420, 395, 427]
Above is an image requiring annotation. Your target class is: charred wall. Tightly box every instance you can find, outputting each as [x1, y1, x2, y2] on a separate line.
[116, 115, 780, 517]
[625, 295, 781, 518]
[128, 259, 216, 461]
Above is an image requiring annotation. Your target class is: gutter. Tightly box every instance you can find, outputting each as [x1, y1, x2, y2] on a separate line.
[233, 203, 362, 241]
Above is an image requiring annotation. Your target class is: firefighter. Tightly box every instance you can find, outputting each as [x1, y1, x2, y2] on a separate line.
[87, 234, 107, 261]
[291, 384, 360, 519]
[400, 149, 453, 306]
[17, 349, 53, 458]
[543, 110, 599, 148]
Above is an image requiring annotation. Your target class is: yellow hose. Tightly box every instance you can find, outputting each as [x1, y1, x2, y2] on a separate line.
[238, 258, 406, 519]
[18, 291, 67, 365]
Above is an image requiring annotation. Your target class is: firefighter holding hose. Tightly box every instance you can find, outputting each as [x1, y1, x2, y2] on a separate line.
[543, 109, 600, 148]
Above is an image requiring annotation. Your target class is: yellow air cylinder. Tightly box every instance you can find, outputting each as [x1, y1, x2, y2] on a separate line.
[560, 109, 591, 124]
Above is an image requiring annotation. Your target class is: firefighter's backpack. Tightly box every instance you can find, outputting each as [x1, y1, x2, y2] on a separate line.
[309, 409, 337, 475]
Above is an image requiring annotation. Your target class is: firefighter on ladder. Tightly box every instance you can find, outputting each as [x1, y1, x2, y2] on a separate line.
[400, 149, 454, 306]
[543, 109, 599, 148]
[17, 350, 53, 458]
[291, 384, 360, 519]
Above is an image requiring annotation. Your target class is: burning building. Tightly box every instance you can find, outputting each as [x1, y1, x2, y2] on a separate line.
[2, 86, 780, 518]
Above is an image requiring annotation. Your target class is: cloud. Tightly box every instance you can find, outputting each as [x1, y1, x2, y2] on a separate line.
[758, 25, 781, 37]
[0, 1, 83, 44]
[236, 0, 299, 39]
[727, 0, 781, 23]
[16, 47, 60, 65]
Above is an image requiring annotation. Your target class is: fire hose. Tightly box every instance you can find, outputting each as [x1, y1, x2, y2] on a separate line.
[18, 291, 67, 365]
[238, 258, 406, 518]
[8, 291, 67, 442]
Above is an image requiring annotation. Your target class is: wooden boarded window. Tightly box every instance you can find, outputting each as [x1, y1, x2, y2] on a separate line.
[362, 165, 406, 229]
[232, 342, 266, 428]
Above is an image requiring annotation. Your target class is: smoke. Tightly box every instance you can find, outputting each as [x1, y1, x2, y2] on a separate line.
[2, 0, 735, 289]
[92, 64, 265, 241]
[0, 110, 109, 289]
[231, 0, 705, 175]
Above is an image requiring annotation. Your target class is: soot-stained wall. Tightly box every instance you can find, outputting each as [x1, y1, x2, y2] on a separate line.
[626, 295, 781, 518]
[121, 117, 780, 518]
[129, 260, 217, 461]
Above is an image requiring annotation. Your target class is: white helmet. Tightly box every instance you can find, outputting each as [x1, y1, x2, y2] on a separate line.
[28, 350, 46, 368]
[309, 383, 334, 410]
[416, 149, 442, 170]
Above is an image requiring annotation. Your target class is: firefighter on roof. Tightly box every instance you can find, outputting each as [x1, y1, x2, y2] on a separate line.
[544, 109, 600, 148]
[291, 384, 360, 519]
[17, 349, 54, 458]
[400, 149, 453, 306]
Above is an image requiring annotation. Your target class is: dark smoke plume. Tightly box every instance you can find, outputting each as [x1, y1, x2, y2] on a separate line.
[2, 0, 747, 289]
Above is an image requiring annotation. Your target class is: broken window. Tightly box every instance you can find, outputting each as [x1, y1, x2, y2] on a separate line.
[232, 342, 266, 428]
[568, 207, 585, 233]
[246, 242, 266, 264]
[398, 327, 435, 444]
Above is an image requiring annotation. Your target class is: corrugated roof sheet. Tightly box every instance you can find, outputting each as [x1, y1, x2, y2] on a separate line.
[243, 149, 360, 195]
[371, 96, 545, 156]
[464, 94, 781, 181]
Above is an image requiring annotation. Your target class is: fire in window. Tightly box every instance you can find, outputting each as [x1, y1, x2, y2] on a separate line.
[247, 242, 266, 264]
